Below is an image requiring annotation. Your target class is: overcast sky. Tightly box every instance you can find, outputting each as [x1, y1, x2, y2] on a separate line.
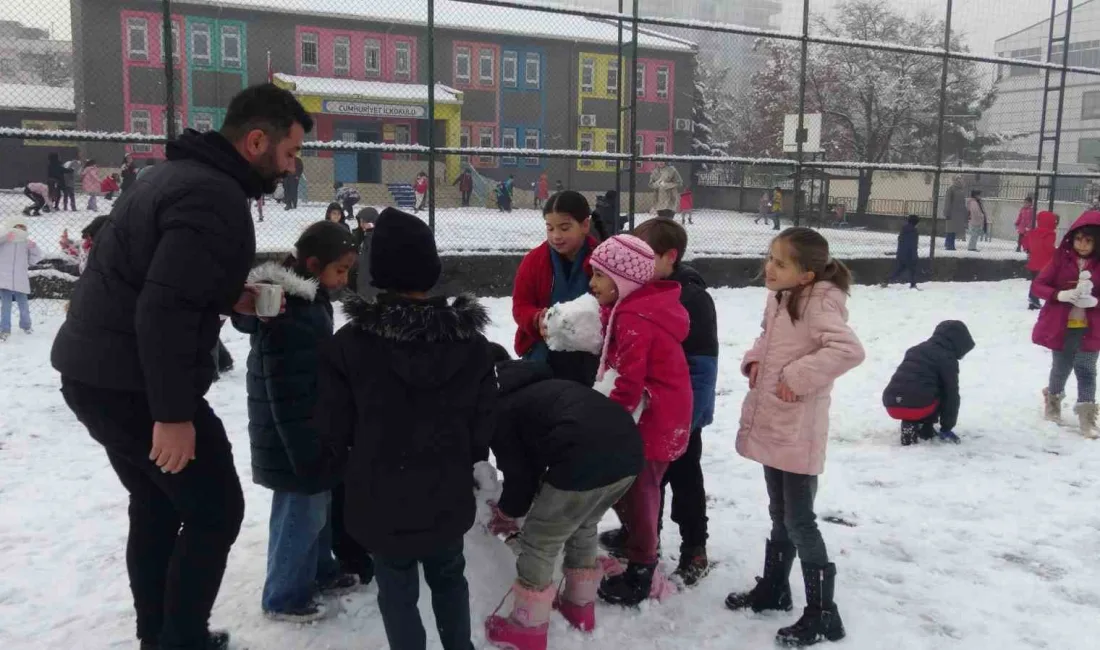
[0, 0, 1073, 55]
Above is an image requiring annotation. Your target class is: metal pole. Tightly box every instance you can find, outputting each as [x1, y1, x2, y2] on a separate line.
[792, 0, 810, 227]
[427, 0, 436, 231]
[1035, 0, 1060, 209]
[163, 0, 176, 140]
[1048, 0, 1074, 211]
[628, 0, 640, 229]
[616, 0, 624, 222]
[928, 0, 953, 264]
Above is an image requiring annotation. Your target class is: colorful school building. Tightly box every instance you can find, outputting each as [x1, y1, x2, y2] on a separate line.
[67, 0, 697, 199]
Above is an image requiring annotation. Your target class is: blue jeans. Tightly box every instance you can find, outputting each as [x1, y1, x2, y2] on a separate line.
[0, 289, 31, 333]
[373, 538, 473, 650]
[262, 490, 341, 613]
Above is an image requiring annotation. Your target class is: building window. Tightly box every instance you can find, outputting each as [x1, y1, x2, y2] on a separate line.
[525, 130, 540, 166]
[635, 135, 645, 169]
[333, 36, 350, 76]
[605, 134, 618, 170]
[394, 123, 411, 160]
[365, 39, 381, 77]
[190, 22, 211, 66]
[1079, 137, 1100, 165]
[636, 64, 646, 98]
[479, 127, 494, 164]
[581, 57, 595, 92]
[455, 46, 470, 82]
[1003, 47, 1040, 78]
[127, 18, 148, 61]
[654, 135, 668, 156]
[606, 58, 619, 95]
[479, 48, 494, 84]
[395, 41, 411, 80]
[503, 51, 518, 88]
[301, 32, 318, 71]
[193, 112, 215, 132]
[656, 66, 669, 99]
[161, 111, 184, 138]
[160, 22, 180, 64]
[502, 127, 517, 165]
[579, 132, 594, 168]
[460, 125, 471, 163]
[130, 109, 152, 152]
[1055, 40, 1100, 69]
[1085, 91, 1100, 120]
[221, 25, 241, 68]
[525, 53, 540, 88]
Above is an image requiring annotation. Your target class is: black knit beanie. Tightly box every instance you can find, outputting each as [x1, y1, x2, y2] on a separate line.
[370, 207, 441, 292]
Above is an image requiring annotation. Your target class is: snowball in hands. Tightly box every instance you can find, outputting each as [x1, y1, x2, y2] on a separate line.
[544, 294, 604, 355]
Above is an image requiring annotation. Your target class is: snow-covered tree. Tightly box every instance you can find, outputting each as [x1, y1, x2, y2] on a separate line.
[691, 57, 734, 174]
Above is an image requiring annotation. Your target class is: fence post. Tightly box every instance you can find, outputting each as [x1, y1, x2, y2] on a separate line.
[616, 0, 624, 218]
[792, 0, 810, 227]
[427, 0, 436, 231]
[928, 0, 953, 266]
[162, 0, 176, 140]
[628, 0, 640, 230]
[1048, 0, 1075, 209]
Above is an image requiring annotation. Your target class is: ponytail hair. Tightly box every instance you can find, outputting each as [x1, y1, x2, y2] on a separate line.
[773, 227, 852, 322]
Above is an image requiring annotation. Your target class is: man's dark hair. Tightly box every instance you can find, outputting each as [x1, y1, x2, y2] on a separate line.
[221, 83, 314, 143]
[634, 217, 688, 268]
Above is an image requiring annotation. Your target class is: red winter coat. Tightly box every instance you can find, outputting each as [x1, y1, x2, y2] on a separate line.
[511, 238, 598, 357]
[599, 281, 692, 462]
[537, 176, 549, 200]
[100, 176, 119, 194]
[1032, 210, 1100, 352]
[1024, 211, 1058, 273]
[414, 176, 428, 194]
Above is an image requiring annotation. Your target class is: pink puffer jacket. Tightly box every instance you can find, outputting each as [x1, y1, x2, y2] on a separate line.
[737, 282, 865, 476]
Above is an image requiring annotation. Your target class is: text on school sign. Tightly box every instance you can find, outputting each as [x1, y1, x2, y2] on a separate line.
[322, 100, 426, 119]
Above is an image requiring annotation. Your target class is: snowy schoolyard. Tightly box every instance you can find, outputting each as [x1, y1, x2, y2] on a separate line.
[1, 192, 1027, 261]
[2, 280, 1099, 649]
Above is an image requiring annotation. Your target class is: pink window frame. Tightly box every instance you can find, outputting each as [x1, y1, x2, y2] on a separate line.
[121, 11, 188, 160]
[453, 41, 500, 91]
[294, 27, 418, 82]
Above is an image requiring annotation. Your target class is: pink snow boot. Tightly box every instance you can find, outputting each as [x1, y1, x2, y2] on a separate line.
[553, 567, 601, 632]
[485, 581, 555, 650]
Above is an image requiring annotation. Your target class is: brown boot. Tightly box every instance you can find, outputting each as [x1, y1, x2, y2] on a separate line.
[1073, 402, 1099, 439]
[1044, 388, 1064, 422]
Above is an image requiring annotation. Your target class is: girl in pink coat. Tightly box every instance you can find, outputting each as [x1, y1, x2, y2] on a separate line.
[80, 159, 102, 211]
[725, 227, 864, 648]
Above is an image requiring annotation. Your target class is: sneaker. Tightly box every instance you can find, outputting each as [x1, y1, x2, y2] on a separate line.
[673, 547, 710, 587]
[0, 332, 8, 342]
[264, 601, 329, 623]
[598, 562, 656, 607]
[318, 572, 360, 597]
[22, 328, 32, 335]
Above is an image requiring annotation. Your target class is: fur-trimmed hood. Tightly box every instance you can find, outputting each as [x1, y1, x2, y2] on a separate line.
[343, 293, 489, 343]
[247, 261, 319, 301]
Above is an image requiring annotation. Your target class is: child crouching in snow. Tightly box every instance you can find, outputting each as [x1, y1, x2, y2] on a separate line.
[232, 221, 361, 622]
[1032, 210, 1100, 438]
[586, 234, 693, 607]
[882, 321, 974, 446]
[484, 352, 643, 648]
[724, 227, 864, 648]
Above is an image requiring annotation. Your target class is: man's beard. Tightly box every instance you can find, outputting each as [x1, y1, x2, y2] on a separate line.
[254, 148, 286, 195]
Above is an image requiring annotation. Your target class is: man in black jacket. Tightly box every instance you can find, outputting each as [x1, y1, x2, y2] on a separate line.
[315, 208, 497, 650]
[883, 320, 975, 445]
[51, 84, 313, 650]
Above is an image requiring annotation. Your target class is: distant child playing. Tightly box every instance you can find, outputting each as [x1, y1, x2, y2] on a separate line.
[882, 215, 920, 289]
[1032, 210, 1100, 438]
[232, 221, 361, 622]
[0, 216, 43, 340]
[1023, 211, 1058, 310]
[724, 227, 864, 647]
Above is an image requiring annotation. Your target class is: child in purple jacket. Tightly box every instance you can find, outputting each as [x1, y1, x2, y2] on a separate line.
[1032, 210, 1100, 438]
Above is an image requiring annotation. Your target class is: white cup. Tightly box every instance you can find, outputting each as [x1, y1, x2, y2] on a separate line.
[254, 283, 283, 318]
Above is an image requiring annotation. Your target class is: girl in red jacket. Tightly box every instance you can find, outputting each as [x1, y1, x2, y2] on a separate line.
[1023, 211, 1058, 310]
[511, 191, 601, 384]
[587, 234, 692, 607]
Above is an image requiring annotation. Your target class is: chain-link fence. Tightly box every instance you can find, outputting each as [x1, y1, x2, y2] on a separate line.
[3, 0, 1099, 317]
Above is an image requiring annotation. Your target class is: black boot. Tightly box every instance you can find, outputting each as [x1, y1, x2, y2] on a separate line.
[598, 562, 656, 607]
[673, 545, 710, 587]
[598, 527, 629, 559]
[776, 563, 846, 647]
[140, 630, 231, 650]
[725, 538, 795, 612]
[918, 420, 936, 441]
[900, 421, 920, 446]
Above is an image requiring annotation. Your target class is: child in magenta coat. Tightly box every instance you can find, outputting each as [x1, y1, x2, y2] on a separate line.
[1031, 210, 1100, 438]
[586, 234, 692, 607]
[724, 227, 864, 647]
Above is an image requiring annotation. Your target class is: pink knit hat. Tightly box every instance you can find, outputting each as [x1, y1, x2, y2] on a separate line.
[590, 234, 656, 302]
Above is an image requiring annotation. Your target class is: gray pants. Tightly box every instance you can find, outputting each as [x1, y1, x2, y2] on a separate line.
[967, 226, 983, 251]
[764, 466, 828, 566]
[516, 476, 635, 590]
[1049, 327, 1099, 403]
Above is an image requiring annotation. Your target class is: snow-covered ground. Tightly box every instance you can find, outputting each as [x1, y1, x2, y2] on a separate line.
[2, 192, 1026, 261]
[2, 280, 1099, 649]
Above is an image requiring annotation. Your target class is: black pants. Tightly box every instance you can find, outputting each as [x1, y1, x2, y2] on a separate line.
[373, 538, 473, 650]
[1029, 270, 1041, 307]
[330, 483, 373, 581]
[283, 180, 299, 209]
[24, 188, 46, 214]
[48, 179, 61, 207]
[61, 184, 76, 211]
[764, 466, 828, 566]
[460, 190, 471, 206]
[888, 259, 918, 288]
[343, 198, 359, 221]
[60, 378, 244, 649]
[658, 427, 708, 550]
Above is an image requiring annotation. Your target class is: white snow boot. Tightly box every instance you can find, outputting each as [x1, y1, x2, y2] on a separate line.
[1073, 402, 1099, 439]
[1043, 388, 1064, 422]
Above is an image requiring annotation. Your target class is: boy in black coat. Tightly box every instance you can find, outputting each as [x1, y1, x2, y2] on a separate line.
[884, 214, 921, 289]
[315, 208, 496, 650]
[883, 320, 975, 445]
[484, 355, 642, 643]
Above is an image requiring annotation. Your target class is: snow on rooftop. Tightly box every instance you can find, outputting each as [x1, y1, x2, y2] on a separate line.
[274, 74, 463, 103]
[180, 0, 695, 51]
[0, 83, 74, 112]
